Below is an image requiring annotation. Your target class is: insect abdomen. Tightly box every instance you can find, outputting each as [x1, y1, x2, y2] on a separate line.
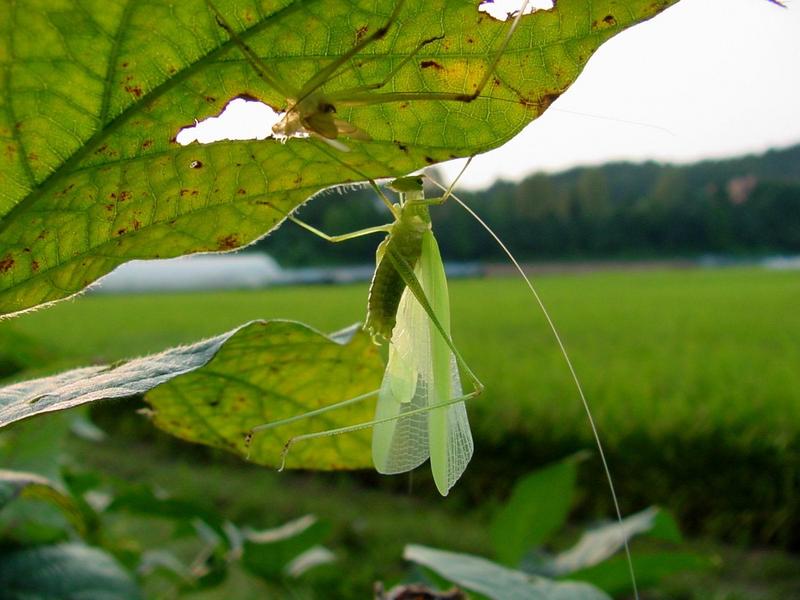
[365, 219, 425, 343]
[366, 255, 407, 343]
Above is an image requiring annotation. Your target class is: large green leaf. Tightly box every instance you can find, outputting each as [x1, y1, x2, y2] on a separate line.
[0, 543, 142, 600]
[404, 544, 612, 600]
[0, 321, 383, 469]
[146, 321, 382, 469]
[0, 0, 678, 317]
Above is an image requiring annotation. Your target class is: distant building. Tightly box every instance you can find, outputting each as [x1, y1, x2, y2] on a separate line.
[94, 253, 484, 294]
[94, 254, 283, 293]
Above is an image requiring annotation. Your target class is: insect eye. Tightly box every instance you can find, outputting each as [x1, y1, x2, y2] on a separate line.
[320, 102, 336, 114]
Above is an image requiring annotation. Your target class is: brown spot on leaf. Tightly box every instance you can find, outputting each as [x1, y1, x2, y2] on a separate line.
[105, 203, 114, 211]
[22, 247, 30, 253]
[234, 92, 260, 104]
[420, 60, 444, 71]
[424, 156, 436, 165]
[118, 191, 132, 202]
[124, 85, 143, 98]
[217, 234, 240, 250]
[0, 256, 14, 273]
[117, 228, 127, 236]
[537, 91, 562, 112]
[31, 260, 39, 272]
[205, 96, 216, 103]
[237, 188, 246, 195]
[27, 152, 38, 162]
[293, 175, 303, 185]
[356, 24, 369, 41]
[189, 160, 203, 169]
[603, 14, 617, 25]
[37, 231, 48, 240]
[142, 139, 153, 149]
[132, 219, 142, 231]
[466, 37, 474, 44]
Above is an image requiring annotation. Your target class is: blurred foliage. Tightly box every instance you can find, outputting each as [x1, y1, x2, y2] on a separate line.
[0, 328, 53, 381]
[405, 455, 708, 599]
[0, 543, 142, 600]
[256, 144, 800, 264]
[0, 414, 339, 598]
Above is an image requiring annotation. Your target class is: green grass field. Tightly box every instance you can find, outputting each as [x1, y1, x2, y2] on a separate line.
[2, 266, 799, 597]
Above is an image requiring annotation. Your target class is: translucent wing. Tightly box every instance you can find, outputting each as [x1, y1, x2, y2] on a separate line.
[419, 232, 473, 496]
[371, 231, 473, 495]
[372, 282, 431, 474]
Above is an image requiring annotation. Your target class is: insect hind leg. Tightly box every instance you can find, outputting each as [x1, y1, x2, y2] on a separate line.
[246, 389, 380, 460]
[279, 385, 482, 471]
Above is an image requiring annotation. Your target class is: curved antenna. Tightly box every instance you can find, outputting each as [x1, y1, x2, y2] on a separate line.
[427, 176, 640, 600]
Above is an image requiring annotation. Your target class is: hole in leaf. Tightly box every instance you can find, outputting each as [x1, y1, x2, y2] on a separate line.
[176, 97, 283, 145]
[478, 0, 553, 21]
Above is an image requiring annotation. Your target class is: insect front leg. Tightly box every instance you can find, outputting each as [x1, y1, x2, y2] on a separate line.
[261, 200, 392, 243]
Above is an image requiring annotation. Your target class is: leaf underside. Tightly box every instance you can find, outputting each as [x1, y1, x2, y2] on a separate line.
[0, 321, 383, 470]
[0, 0, 678, 317]
[404, 544, 612, 600]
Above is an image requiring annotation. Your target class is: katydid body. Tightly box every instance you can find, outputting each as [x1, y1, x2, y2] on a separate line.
[253, 176, 481, 495]
[371, 180, 476, 494]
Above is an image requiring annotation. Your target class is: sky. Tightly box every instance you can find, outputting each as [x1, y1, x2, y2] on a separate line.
[180, 0, 800, 190]
[443, 0, 800, 188]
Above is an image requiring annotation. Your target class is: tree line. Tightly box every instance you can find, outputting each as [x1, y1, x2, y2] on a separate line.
[253, 144, 800, 265]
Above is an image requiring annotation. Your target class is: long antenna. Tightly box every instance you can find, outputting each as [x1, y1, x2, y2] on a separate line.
[428, 175, 640, 600]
